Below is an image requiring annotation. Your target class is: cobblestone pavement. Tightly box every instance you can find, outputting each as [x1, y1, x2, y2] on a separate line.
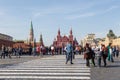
[0, 55, 90, 80]
[91, 56, 120, 80]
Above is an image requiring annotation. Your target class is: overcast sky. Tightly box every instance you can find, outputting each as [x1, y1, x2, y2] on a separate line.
[0, 0, 120, 46]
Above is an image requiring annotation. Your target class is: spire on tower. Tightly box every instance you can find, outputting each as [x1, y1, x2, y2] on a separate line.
[58, 28, 60, 35]
[31, 21, 33, 30]
[40, 34, 44, 46]
[29, 21, 34, 43]
[69, 28, 73, 42]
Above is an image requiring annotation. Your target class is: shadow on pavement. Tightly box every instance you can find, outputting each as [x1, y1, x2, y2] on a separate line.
[106, 60, 120, 68]
[0, 64, 13, 68]
[106, 65, 120, 68]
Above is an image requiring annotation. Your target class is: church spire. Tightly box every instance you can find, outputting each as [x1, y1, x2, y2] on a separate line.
[40, 34, 44, 46]
[58, 28, 60, 35]
[31, 21, 33, 30]
[69, 28, 73, 42]
[29, 21, 34, 43]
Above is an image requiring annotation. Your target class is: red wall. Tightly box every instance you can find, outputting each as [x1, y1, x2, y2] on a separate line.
[0, 39, 13, 50]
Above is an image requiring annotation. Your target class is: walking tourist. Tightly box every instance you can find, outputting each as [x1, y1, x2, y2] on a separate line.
[8, 46, 12, 59]
[65, 41, 73, 64]
[116, 46, 119, 58]
[1, 45, 6, 59]
[107, 43, 114, 62]
[84, 43, 95, 67]
[95, 48, 102, 67]
[51, 46, 54, 56]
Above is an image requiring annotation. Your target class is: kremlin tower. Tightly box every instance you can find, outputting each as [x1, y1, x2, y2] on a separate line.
[39, 34, 44, 47]
[29, 21, 34, 44]
[29, 21, 44, 48]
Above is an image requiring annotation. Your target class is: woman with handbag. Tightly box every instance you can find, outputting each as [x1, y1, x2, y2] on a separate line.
[84, 43, 92, 67]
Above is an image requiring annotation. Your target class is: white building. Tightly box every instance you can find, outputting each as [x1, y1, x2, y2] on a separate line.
[81, 34, 97, 47]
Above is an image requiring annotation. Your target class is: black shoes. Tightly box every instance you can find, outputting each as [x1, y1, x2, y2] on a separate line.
[65, 62, 73, 64]
[71, 62, 73, 64]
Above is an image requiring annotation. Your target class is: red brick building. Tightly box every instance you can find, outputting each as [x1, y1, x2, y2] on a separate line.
[0, 33, 13, 50]
[53, 29, 78, 48]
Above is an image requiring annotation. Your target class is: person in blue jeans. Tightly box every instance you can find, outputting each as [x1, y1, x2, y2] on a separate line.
[65, 41, 73, 64]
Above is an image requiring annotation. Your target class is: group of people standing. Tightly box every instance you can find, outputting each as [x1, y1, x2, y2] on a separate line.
[65, 41, 119, 67]
[1, 45, 12, 59]
[84, 43, 119, 67]
[1, 45, 22, 59]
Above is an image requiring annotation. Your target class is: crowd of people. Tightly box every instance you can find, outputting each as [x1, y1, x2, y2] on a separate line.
[0, 45, 23, 59]
[81, 43, 119, 67]
[64, 41, 119, 67]
[0, 45, 49, 59]
[1, 42, 119, 68]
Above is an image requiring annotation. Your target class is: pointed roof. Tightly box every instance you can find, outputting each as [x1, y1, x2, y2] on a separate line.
[58, 28, 60, 35]
[29, 21, 34, 42]
[70, 28, 72, 35]
[40, 34, 44, 46]
[40, 34, 43, 42]
[74, 37, 78, 44]
[30, 21, 33, 32]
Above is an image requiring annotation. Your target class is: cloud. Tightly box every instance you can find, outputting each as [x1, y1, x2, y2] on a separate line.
[66, 12, 96, 20]
[32, 2, 94, 19]
[66, 5, 119, 20]
[102, 6, 119, 14]
[33, 13, 44, 18]
[98, 6, 119, 14]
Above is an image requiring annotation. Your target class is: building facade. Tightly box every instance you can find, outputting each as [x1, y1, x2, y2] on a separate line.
[105, 36, 117, 46]
[81, 34, 97, 47]
[0, 33, 13, 50]
[99, 30, 120, 47]
[53, 29, 78, 48]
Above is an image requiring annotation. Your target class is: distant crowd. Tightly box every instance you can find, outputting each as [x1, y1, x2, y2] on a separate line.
[65, 41, 120, 67]
[0, 45, 23, 59]
[0, 42, 119, 68]
[83, 43, 119, 67]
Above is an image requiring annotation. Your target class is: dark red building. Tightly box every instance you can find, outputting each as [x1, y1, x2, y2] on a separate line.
[53, 29, 78, 48]
[0, 33, 13, 50]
